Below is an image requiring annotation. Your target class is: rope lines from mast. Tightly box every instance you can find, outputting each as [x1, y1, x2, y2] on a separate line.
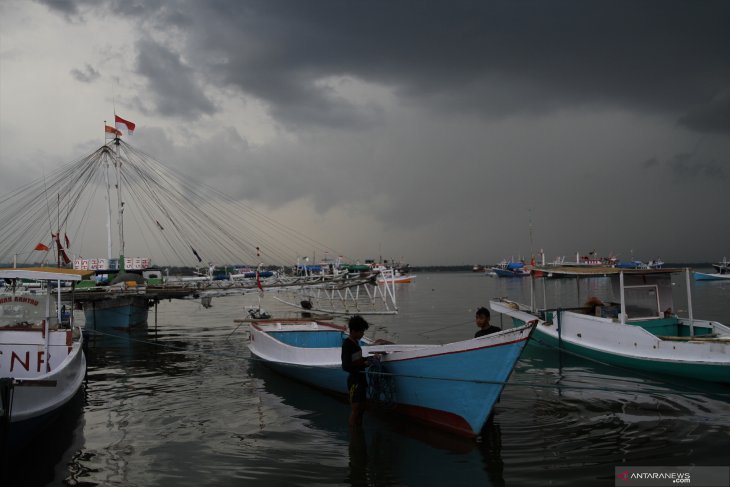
[0, 139, 351, 268]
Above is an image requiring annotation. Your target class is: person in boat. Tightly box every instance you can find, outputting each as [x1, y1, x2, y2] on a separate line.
[585, 296, 605, 316]
[342, 315, 371, 428]
[475, 307, 501, 338]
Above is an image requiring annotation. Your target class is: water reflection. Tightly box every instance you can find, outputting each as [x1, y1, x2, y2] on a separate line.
[250, 361, 506, 487]
[1, 388, 86, 487]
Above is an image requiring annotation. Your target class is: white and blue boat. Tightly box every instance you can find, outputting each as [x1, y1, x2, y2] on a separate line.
[491, 260, 530, 277]
[693, 257, 730, 281]
[247, 319, 535, 437]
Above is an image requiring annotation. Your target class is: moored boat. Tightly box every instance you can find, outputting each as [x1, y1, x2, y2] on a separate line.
[490, 266, 730, 383]
[0, 267, 90, 451]
[247, 319, 536, 437]
[377, 271, 416, 284]
[693, 257, 730, 281]
[491, 260, 530, 277]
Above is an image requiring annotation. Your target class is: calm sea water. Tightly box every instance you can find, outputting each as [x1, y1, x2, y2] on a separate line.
[5, 271, 730, 486]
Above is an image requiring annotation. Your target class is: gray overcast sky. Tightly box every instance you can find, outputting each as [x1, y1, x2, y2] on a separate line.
[1, 0, 728, 265]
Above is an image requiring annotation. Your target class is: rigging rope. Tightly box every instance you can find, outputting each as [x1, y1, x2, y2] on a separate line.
[0, 139, 359, 268]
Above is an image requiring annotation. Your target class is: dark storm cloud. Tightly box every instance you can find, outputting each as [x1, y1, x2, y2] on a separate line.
[38, 0, 730, 133]
[642, 151, 727, 181]
[70, 64, 100, 83]
[665, 152, 727, 181]
[35, 0, 79, 16]
[181, 1, 730, 132]
[134, 38, 216, 118]
[678, 95, 730, 135]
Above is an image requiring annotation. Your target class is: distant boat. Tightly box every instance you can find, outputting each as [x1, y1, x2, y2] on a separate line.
[370, 263, 416, 284]
[0, 267, 90, 450]
[693, 257, 730, 281]
[561, 251, 617, 267]
[247, 319, 535, 437]
[377, 271, 416, 284]
[491, 266, 730, 383]
[491, 260, 530, 277]
[616, 259, 664, 269]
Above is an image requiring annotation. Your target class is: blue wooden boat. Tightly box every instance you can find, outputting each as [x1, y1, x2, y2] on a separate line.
[83, 294, 149, 331]
[247, 319, 535, 437]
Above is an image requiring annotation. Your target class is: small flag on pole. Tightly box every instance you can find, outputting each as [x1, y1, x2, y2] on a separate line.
[105, 125, 122, 138]
[34, 243, 50, 251]
[115, 115, 136, 135]
[256, 271, 263, 292]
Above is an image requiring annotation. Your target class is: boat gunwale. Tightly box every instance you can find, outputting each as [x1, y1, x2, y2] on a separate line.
[250, 320, 535, 364]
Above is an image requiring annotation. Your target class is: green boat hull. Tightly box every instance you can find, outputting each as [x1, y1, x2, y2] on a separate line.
[517, 319, 729, 383]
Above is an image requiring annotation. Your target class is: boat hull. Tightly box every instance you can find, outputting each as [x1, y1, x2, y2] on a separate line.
[83, 295, 149, 330]
[693, 272, 730, 281]
[1, 328, 87, 450]
[491, 300, 730, 383]
[492, 268, 529, 277]
[248, 321, 533, 437]
[377, 275, 416, 284]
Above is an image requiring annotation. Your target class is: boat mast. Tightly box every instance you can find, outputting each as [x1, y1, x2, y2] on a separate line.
[113, 137, 125, 266]
[57, 193, 61, 268]
[619, 271, 626, 324]
[103, 146, 114, 262]
[685, 268, 695, 336]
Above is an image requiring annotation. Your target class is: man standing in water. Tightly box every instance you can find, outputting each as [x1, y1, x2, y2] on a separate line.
[341, 315, 370, 428]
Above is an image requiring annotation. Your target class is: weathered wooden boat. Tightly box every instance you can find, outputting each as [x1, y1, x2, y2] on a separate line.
[247, 319, 535, 437]
[490, 266, 730, 383]
[0, 267, 90, 450]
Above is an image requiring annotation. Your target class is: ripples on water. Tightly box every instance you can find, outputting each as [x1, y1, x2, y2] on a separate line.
[3, 272, 729, 486]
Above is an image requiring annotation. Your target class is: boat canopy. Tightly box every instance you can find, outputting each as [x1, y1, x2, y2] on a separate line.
[0, 267, 93, 281]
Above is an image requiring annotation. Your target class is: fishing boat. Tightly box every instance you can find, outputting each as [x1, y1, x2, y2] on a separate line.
[376, 269, 416, 284]
[693, 257, 730, 281]
[616, 259, 664, 269]
[0, 267, 90, 451]
[490, 266, 730, 383]
[246, 319, 536, 437]
[490, 260, 530, 277]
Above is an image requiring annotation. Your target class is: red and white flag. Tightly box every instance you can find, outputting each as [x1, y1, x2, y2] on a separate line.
[115, 115, 136, 135]
[105, 125, 122, 138]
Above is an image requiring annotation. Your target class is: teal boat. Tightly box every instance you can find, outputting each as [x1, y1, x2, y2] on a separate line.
[490, 266, 730, 383]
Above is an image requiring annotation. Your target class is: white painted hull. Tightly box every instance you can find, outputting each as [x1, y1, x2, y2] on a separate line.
[490, 300, 730, 383]
[1, 327, 86, 448]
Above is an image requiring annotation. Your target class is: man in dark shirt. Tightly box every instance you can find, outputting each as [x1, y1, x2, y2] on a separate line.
[475, 307, 501, 338]
[342, 315, 370, 428]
